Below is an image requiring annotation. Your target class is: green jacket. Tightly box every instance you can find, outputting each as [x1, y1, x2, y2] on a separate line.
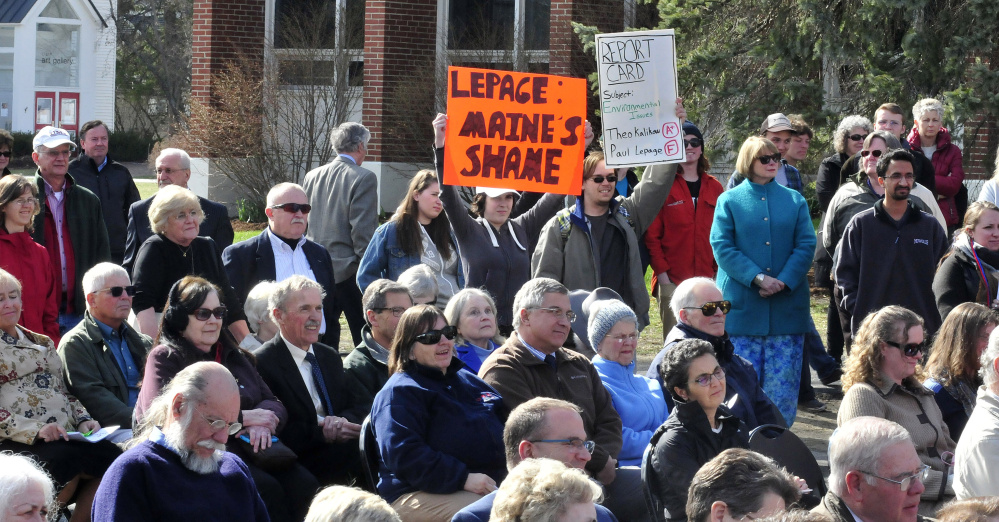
[342, 325, 390, 418]
[57, 311, 152, 427]
[31, 171, 112, 314]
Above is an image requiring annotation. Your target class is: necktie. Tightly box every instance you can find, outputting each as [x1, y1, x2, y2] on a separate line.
[305, 352, 334, 416]
[544, 353, 558, 371]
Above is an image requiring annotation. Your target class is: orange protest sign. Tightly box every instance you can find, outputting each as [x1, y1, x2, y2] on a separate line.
[444, 66, 587, 196]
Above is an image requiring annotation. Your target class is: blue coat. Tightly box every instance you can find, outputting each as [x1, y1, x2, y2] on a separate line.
[591, 355, 669, 466]
[356, 220, 465, 292]
[454, 340, 499, 374]
[221, 228, 339, 345]
[710, 179, 815, 336]
[370, 358, 506, 504]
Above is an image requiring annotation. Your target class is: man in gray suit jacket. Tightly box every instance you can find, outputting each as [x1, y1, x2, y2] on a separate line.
[302, 122, 378, 346]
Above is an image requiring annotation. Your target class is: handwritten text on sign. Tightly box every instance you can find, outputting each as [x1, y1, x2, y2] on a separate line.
[596, 30, 683, 167]
[444, 67, 587, 196]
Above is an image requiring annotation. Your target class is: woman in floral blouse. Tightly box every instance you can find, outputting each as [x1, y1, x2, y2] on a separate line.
[0, 268, 120, 522]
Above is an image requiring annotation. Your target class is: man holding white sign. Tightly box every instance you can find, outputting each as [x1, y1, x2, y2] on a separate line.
[532, 100, 685, 328]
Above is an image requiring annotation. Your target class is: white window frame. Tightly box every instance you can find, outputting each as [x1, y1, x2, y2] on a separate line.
[264, 0, 363, 91]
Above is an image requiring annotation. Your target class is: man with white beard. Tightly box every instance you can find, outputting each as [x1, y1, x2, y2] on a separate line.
[91, 362, 269, 520]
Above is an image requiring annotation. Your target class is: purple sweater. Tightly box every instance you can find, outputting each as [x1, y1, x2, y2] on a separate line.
[92, 438, 268, 521]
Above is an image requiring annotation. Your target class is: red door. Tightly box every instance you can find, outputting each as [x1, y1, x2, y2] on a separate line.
[34, 91, 80, 138]
[34, 91, 55, 130]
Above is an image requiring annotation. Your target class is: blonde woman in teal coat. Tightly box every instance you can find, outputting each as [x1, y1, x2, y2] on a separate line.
[710, 136, 816, 426]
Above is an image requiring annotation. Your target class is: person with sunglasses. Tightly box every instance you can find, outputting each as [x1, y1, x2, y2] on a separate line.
[370, 304, 506, 521]
[132, 185, 251, 344]
[838, 306, 956, 505]
[726, 114, 805, 194]
[0, 129, 12, 177]
[533, 99, 685, 331]
[710, 135, 816, 427]
[223, 182, 340, 348]
[58, 263, 153, 431]
[645, 120, 723, 339]
[815, 115, 873, 211]
[907, 98, 965, 236]
[135, 276, 318, 522]
[649, 338, 750, 521]
[0, 174, 60, 342]
[0, 267, 122, 522]
[648, 277, 785, 430]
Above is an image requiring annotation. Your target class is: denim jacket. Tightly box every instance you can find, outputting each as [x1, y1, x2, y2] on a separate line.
[356, 220, 465, 292]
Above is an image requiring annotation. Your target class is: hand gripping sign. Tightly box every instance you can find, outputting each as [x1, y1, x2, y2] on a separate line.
[444, 66, 588, 196]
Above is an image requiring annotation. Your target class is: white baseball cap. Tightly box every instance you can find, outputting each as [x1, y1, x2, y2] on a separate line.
[33, 126, 77, 150]
[477, 186, 520, 198]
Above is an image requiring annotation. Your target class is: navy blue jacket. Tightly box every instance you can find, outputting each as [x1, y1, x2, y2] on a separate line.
[452, 490, 618, 521]
[649, 323, 785, 430]
[222, 227, 339, 346]
[371, 358, 506, 504]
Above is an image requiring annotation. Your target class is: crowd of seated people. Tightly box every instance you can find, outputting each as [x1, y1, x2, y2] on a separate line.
[7, 96, 999, 522]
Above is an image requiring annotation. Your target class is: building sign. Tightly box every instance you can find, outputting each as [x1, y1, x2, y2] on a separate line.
[595, 29, 683, 167]
[444, 66, 587, 196]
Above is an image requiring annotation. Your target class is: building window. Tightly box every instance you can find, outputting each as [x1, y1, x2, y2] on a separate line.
[268, 0, 363, 88]
[40, 0, 80, 20]
[440, 0, 550, 72]
[36, 23, 80, 88]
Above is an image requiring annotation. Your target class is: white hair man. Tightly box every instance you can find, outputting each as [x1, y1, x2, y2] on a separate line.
[953, 327, 999, 498]
[222, 182, 340, 348]
[302, 122, 379, 347]
[123, 147, 234, 272]
[58, 262, 153, 430]
[92, 362, 268, 520]
[812, 416, 929, 522]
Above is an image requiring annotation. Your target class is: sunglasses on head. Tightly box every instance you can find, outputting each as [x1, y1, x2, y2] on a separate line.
[683, 138, 703, 149]
[97, 286, 136, 297]
[757, 153, 781, 165]
[848, 133, 869, 142]
[192, 306, 227, 321]
[588, 174, 619, 184]
[884, 340, 924, 357]
[0, 151, 10, 158]
[270, 202, 312, 214]
[412, 325, 458, 345]
[860, 149, 883, 158]
[683, 300, 732, 316]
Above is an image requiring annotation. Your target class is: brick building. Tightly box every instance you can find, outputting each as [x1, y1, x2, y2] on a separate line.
[190, 0, 627, 210]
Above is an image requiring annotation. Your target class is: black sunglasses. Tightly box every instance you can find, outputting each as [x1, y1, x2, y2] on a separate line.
[860, 149, 883, 158]
[0, 151, 10, 158]
[589, 174, 619, 184]
[884, 340, 924, 357]
[192, 306, 227, 321]
[683, 300, 732, 316]
[270, 203, 312, 214]
[683, 138, 703, 149]
[97, 286, 136, 297]
[412, 325, 458, 345]
[757, 153, 781, 165]
[848, 133, 869, 142]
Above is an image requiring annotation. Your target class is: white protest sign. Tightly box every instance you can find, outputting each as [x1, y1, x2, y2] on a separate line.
[595, 29, 683, 167]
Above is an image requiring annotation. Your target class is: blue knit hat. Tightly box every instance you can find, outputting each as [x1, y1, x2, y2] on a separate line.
[588, 299, 638, 350]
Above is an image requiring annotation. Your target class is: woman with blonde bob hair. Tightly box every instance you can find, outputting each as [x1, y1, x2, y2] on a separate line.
[370, 305, 505, 521]
[444, 288, 506, 372]
[357, 169, 464, 308]
[305, 485, 400, 522]
[710, 135, 816, 426]
[490, 458, 603, 522]
[838, 305, 956, 502]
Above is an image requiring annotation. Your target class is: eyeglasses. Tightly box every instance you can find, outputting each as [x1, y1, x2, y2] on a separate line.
[848, 133, 869, 142]
[41, 149, 71, 158]
[885, 173, 915, 182]
[9, 197, 37, 208]
[588, 175, 618, 184]
[412, 325, 458, 345]
[528, 438, 596, 454]
[270, 202, 312, 214]
[690, 366, 726, 387]
[683, 300, 731, 316]
[610, 333, 638, 344]
[683, 138, 703, 149]
[373, 306, 408, 317]
[883, 339, 924, 357]
[191, 306, 227, 321]
[860, 149, 883, 158]
[96, 286, 136, 298]
[757, 153, 781, 165]
[530, 306, 576, 322]
[860, 464, 930, 491]
[0, 151, 11, 158]
[196, 406, 242, 435]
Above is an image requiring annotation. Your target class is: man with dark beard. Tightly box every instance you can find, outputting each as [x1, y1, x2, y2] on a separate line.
[91, 362, 269, 520]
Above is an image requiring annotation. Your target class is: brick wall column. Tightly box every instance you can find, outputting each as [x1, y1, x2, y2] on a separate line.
[191, 0, 266, 107]
[964, 115, 995, 180]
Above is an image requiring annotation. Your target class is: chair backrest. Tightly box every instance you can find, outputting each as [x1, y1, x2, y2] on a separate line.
[359, 415, 380, 492]
[641, 444, 666, 522]
[748, 424, 827, 501]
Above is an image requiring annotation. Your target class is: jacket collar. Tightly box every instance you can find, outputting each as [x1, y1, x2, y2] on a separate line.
[569, 193, 621, 227]
[406, 357, 466, 380]
[672, 399, 741, 436]
[591, 354, 636, 376]
[872, 199, 922, 226]
[671, 323, 734, 364]
[872, 371, 932, 397]
[359, 325, 390, 365]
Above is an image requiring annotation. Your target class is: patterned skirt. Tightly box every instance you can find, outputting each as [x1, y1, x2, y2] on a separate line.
[730, 334, 804, 426]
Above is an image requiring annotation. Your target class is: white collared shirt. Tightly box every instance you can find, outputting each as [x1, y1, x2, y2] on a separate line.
[268, 229, 325, 333]
[281, 333, 326, 421]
